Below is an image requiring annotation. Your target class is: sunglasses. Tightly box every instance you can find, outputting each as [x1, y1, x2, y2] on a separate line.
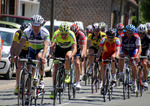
[127, 31, 133, 34]
[61, 33, 68, 36]
[107, 36, 115, 38]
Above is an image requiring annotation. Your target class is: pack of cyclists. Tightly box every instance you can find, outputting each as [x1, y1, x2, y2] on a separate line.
[9, 14, 150, 103]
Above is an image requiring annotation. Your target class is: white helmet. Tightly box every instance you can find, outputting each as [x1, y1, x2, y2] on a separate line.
[99, 22, 107, 31]
[137, 24, 147, 33]
[92, 23, 100, 29]
[30, 15, 44, 26]
[146, 22, 150, 30]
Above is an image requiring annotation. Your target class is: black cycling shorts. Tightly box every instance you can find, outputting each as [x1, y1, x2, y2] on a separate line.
[54, 45, 72, 58]
[19, 49, 28, 58]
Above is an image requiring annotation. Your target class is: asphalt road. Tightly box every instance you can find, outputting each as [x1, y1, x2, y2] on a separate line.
[0, 76, 150, 106]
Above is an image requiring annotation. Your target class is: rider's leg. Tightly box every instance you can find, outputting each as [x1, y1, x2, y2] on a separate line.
[142, 59, 148, 81]
[75, 57, 81, 88]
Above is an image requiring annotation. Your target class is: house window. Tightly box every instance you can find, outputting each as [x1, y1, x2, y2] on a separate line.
[22, 4, 25, 16]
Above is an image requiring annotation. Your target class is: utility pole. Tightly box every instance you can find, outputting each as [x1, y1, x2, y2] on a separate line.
[50, 0, 55, 39]
[137, 0, 139, 27]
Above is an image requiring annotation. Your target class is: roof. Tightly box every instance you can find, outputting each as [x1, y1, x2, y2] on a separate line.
[127, 0, 138, 7]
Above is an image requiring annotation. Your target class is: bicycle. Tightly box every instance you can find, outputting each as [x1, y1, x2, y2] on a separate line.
[119, 56, 135, 100]
[68, 58, 76, 100]
[51, 57, 72, 105]
[136, 56, 148, 97]
[84, 54, 100, 93]
[101, 59, 114, 102]
[17, 58, 44, 106]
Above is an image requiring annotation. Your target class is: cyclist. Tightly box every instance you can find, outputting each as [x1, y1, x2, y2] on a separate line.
[99, 22, 107, 33]
[85, 25, 93, 37]
[15, 15, 50, 89]
[146, 22, 150, 36]
[137, 24, 150, 88]
[70, 24, 86, 89]
[116, 23, 125, 37]
[96, 28, 121, 89]
[49, 23, 77, 99]
[119, 24, 142, 93]
[10, 23, 30, 95]
[87, 23, 105, 75]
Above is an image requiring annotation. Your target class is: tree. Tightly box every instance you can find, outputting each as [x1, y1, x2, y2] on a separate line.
[140, 0, 150, 22]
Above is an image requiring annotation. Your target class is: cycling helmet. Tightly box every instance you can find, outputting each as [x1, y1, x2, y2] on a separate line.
[30, 15, 44, 26]
[59, 23, 70, 33]
[125, 24, 136, 32]
[137, 24, 147, 33]
[92, 23, 100, 29]
[99, 22, 107, 31]
[70, 24, 80, 33]
[20, 23, 30, 31]
[106, 28, 116, 38]
[116, 23, 124, 29]
[146, 23, 150, 30]
[86, 25, 93, 32]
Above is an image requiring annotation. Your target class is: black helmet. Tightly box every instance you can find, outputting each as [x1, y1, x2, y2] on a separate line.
[106, 28, 116, 38]
[20, 23, 30, 31]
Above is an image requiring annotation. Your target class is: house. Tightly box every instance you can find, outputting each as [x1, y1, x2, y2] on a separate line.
[40, 0, 138, 28]
[0, 0, 40, 18]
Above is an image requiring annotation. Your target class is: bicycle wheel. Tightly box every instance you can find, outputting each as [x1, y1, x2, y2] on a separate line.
[123, 69, 127, 100]
[91, 63, 95, 94]
[128, 70, 132, 99]
[102, 69, 108, 102]
[85, 60, 89, 86]
[53, 68, 59, 105]
[107, 70, 112, 101]
[18, 69, 26, 106]
[58, 67, 65, 104]
[24, 74, 32, 106]
[68, 63, 76, 100]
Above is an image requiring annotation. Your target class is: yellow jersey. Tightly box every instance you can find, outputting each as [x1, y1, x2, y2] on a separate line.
[13, 29, 29, 50]
[51, 30, 76, 48]
[87, 32, 106, 49]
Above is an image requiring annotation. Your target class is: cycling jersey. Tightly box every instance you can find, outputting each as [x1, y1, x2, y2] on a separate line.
[87, 32, 105, 49]
[21, 26, 50, 58]
[115, 29, 126, 37]
[75, 30, 86, 54]
[141, 34, 150, 56]
[119, 32, 141, 57]
[51, 30, 76, 48]
[100, 37, 121, 58]
[100, 37, 121, 65]
[13, 29, 29, 50]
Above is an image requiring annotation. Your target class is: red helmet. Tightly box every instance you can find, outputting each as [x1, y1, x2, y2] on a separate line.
[116, 23, 124, 29]
[70, 24, 80, 33]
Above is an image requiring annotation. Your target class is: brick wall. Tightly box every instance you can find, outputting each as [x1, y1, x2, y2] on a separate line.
[40, 0, 112, 28]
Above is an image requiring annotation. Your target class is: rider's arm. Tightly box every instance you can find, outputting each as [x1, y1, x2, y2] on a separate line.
[115, 38, 121, 58]
[70, 43, 77, 58]
[49, 42, 56, 56]
[10, 41, 18, 56]
[96, 46, 103, 58]
[136, 37, 142, 58]
[15, 38, 26, 56]
[80, 45, 86, 58]
[116, 47, 120, 58]
[41, 40, 49, 59]
[87, 40, 91, 49]
[136, 45, 142, 58]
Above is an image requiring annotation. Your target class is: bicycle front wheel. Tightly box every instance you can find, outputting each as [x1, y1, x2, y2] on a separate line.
[18, 69, 26, 106]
